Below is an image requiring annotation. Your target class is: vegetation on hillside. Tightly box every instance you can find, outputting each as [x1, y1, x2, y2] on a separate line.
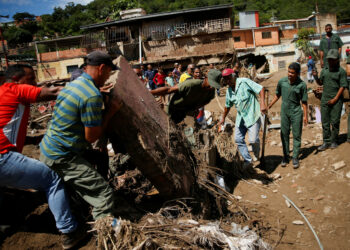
[2, 0, 350, 47]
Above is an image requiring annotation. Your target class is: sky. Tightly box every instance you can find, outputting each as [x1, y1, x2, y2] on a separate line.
[0, 0, 94, 22]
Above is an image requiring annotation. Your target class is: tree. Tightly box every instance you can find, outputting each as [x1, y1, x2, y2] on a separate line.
[13, 12, 35, 22]
[295, 28, 317, 61]
[3, 26, 33, 47]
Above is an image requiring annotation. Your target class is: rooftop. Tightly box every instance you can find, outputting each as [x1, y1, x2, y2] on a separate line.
[35, 35, 83, 46]
[81, 4, 233, 30]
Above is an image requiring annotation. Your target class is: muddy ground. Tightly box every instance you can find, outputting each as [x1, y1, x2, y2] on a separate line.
[1, 64, 350, 249]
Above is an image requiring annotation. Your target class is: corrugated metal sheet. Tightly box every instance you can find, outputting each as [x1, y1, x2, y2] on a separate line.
[239, 11, 257, 29]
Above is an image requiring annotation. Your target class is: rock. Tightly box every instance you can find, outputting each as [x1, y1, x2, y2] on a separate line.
[293, 220, 304, 225]
[296, 190, 302, 194]
[285, 199, 291, 208]
[323, 206, 332, 214]
[234, 195, 242, 200]
[346, 172, 350, 179]
[253, 180, 263, 185]
[278, 142, 282, 147]
[315, 195, 324, 201]
[270, 141, 277, 146]
[273, 189, 278, 193]
[303, 140, 310, 145]
[261, 195, 267, 199]
[332, 161, 346, 171]
[272, 173, 281, 180]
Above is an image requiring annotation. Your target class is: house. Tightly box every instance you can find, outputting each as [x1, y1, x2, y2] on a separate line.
[34, 35, 89, 82]
[232, 26, 280, 49]
[80, 4, 234, 67]
[233, 12, 338, 73]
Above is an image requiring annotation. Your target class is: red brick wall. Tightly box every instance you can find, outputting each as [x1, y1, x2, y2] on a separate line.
[232, 30, 254, 48]
[143, 32, 234, 62]
[280, 29, 298, 39]
[39, 48, 87, 62]
[254, 27, 280, 46]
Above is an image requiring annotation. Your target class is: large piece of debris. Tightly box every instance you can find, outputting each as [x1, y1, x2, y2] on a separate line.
[107, 56, 196, 198]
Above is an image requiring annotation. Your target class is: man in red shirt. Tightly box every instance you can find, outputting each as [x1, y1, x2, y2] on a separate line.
[0, 65, 83, 249]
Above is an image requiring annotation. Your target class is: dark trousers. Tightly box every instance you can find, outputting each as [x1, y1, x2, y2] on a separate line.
[281, 109, 303, 159]
[321, 99, 343, 144]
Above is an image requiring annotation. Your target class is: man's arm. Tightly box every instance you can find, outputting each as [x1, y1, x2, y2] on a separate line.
[302, 101, 308, 126]
[327, 87, 344, 106]
[218, 107, 231, 127]
[319, 40, 325, 68]
[338, 36, 344, 55]
[150, 85, 179, 96]
[36, 86, 63, 102]
[268, 95, 280, 109]
[259, 87, 267, 114]
[85, 95, 123, 143]
[313, 70, 322, 85]
[320, 51, 324, 68]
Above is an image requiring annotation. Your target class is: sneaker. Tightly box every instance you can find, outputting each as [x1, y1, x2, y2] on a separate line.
[281, 157, 289, 167]
[62, 227, 87, 250]
[317, 143, 330, 151]
[330, 142, 338, 149]
[292, 158, 299, 169]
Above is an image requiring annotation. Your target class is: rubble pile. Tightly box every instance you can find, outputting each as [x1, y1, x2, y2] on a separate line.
[93, 204, 271, 250]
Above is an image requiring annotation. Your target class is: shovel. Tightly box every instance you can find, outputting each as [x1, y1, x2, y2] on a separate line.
[260, 89, 269, 167]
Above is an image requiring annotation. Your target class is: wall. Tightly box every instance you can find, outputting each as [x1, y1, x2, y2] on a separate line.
[39, 48, 87, 62]
[232, 30, 254, 48]
[254, 43, 297, 72]
[254, 27, 279, 46]
[316, 13, 337, 33]
[266, 52, 296, 72]
[142, 31, 234, 62]
[37, 57, 84, 82]
[280, 29, 298, 40]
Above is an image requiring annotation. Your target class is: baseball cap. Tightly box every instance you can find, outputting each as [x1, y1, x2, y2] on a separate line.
[308, 56, 312, 59]
[208, 69, 222, 89]
[326, 49, 339, 59]
[222, 68, 235, 77]
[86, 51, 117, 70]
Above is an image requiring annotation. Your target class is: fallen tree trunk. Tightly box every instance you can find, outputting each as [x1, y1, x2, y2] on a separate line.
[107, 56, 196, 198]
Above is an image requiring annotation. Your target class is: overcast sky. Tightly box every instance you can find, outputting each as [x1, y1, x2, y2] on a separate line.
[0, 0, 94, 22]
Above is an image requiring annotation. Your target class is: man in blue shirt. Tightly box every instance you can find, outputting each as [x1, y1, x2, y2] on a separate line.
[144, 64, 156, 90]
[218, 68, 267, 167]
[307, 56, 315, 83]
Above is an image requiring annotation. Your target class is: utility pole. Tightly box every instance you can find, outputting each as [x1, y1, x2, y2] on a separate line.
[0, 15, 9, 69]
[315, 1, 322, 39]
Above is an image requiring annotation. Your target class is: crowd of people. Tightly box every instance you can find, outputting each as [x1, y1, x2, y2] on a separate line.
[0, 24, 349, 249]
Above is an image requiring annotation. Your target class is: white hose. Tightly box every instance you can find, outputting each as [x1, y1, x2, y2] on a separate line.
[283, 194, 323, 250]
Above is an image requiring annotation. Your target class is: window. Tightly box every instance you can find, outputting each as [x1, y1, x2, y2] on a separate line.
[262, 31, 272, 39]
[67, 65, 78, 74]
[234, 36, 241, 42]
[278, 60, 286, 70]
